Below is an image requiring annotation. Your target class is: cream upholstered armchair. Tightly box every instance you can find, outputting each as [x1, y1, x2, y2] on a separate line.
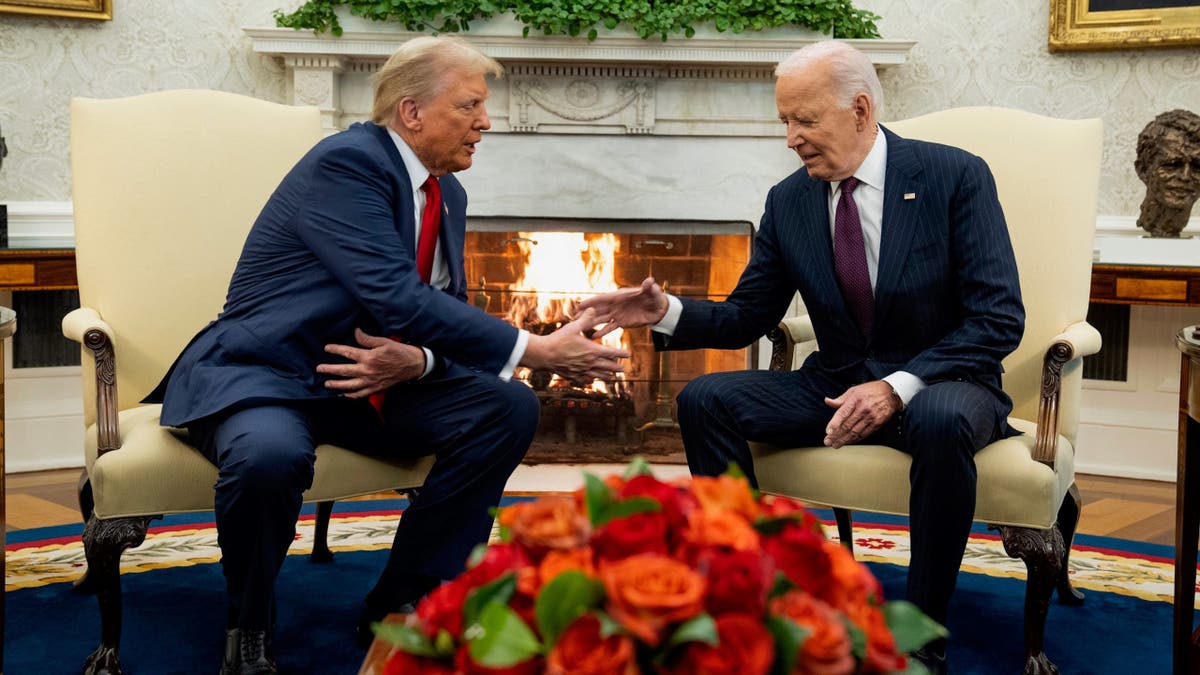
[65, 90, 434, 675]
[751, 108, 1102, 675]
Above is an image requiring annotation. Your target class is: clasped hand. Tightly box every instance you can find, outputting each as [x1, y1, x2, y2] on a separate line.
[521, 308, 629, 385]
[823, 380, 902, 448]
[576, 276, 669, 337]
[317, 328, 426, 398]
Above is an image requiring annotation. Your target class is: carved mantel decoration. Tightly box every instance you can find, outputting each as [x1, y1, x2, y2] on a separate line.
[245, 24, 915, 135]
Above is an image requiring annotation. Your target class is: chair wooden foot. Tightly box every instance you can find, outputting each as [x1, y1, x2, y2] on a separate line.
[82, 514, 156, 675]
[311, 500, 335, 563]
[1054, 483, 1085, 606]
[833, 508, 854, 552]
[997, 524, 1064, 675]
[73, 472, 101, 593]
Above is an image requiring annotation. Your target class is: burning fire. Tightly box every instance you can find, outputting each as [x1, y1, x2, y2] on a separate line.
[506, 232, 627, 394]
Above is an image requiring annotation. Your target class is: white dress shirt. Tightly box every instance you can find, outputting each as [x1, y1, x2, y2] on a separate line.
[387, 127, 526, 380]
[653, 127, 926, 406]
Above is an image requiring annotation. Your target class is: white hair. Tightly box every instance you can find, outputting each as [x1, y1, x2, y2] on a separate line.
[775, 41, 884, 119]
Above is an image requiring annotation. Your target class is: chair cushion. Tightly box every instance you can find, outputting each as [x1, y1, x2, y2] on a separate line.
[749, 418, 1074, 530]
[85, 405, 435, 519]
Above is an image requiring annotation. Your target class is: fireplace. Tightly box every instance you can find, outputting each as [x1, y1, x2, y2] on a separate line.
[465, 217, 753, 463]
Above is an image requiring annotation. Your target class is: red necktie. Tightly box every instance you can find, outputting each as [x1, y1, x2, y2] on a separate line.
[369, 175, 442, 415]
[415, 175, 441, 284]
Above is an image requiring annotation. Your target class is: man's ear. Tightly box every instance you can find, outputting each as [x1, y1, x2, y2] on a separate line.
[397, 97, 422, 132]
[852, 92, 872, 131]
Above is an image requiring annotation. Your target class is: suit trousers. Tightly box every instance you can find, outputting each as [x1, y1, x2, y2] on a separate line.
[187, 361, 539, 631]
[676, 367, 1009, 624]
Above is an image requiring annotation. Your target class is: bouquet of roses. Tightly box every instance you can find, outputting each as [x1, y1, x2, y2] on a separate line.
[370, 460, 945, 675]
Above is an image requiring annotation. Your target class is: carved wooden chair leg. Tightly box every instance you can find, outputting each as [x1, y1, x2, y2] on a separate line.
[1054, 483, 1085, 605]
[81, 514, 156, 675]
[311, 500, 335, 563]
[73, 472, 101, 593]
[997, 524, 1064, 675]
[833, 508, 854, 552]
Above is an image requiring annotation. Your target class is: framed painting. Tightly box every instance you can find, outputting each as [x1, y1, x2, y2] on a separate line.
[0, 0, 111, 20]
[1050, 0, 1200, 51]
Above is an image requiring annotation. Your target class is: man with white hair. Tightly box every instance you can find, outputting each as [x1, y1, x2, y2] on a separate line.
[149, 36, 626, 673]
[580, 40, 1024, 673]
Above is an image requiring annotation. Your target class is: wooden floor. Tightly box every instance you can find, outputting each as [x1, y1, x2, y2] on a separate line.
[2, 468, 1180, 546]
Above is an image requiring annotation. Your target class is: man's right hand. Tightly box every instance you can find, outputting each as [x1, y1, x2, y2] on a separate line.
[521, 308, 629, 384]
[576, 277, 669, 339]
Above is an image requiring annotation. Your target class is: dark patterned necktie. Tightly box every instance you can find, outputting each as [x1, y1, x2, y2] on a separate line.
[833, 176, 873, 336]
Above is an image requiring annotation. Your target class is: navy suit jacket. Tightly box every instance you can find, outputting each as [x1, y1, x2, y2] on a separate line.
[659, 127, 1025, 403]
[149, 122, 519, 427]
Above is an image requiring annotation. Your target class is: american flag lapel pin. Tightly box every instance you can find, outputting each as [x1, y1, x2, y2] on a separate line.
[903, 192, 916, 200]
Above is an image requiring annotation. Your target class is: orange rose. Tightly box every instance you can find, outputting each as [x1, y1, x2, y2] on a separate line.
[660, 613, 774, 675]
[768, 591, 855, 675]
[546, 615, 638, 675]
[499, 498, 591, 559]
[538, 547, 596, 587]
[824, 541, 882, 610]
[843, 600, 907, 674]
[679, 510, 761, 563]
[690, 475, 759, 521]
[600, 553, 707, 645]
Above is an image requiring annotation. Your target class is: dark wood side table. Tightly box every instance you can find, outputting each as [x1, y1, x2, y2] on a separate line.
[0, 306, 16, 674]
[1176, 325, 1200, 675]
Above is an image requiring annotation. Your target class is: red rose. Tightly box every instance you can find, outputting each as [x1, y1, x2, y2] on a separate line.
[463, 542, 530, 589]
[546, 615, 638, 675]
[619, 474, 697, 532]
[592, 512, 671, 562]
[455, 645, 543, 675]
[758, 495, 825, 535]
[762, 525, 835, 601]
[661, 613, 774, 675]
[382, 648, 453, 675]
[698, 549, 772, 616]
[415, 578, 471, 637]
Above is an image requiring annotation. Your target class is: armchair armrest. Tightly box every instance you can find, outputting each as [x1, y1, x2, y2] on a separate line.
[767, 315, 815, 371]
[62, 307, 121, 456]
[1033, 320, 1101, 465]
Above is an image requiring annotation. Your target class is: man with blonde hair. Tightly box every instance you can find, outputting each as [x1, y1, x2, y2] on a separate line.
[581, 40, 1024, 674]
[148, 36, 625, 673]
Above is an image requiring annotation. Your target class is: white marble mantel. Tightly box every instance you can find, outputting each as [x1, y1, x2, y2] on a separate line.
[245, 22, 915, 135]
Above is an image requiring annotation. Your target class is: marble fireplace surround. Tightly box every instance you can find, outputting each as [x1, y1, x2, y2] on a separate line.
[246, 25, 915, 230]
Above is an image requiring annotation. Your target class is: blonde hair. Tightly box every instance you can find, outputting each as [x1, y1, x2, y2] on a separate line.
[776, 41, 884, 120]
[371, 36, 504, 125]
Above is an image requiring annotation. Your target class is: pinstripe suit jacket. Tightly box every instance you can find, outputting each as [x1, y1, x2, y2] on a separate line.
[659, 126, 1025, 404]
[148, 122, 520, 427]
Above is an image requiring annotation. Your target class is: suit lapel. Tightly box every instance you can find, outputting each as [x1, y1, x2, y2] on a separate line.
[795, 173, 867, 346]
[872, 127, 924, 334]
[439, 180, 465, 295]
[366, 122, 418, 258]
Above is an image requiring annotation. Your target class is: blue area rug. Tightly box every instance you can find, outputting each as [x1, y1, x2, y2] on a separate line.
[3, 501, 1182, 674]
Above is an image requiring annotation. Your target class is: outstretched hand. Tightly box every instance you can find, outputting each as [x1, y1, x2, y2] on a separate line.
[521, 308, 629, 384]
[577, 277, 669, 339]
[823, 380, 902, 448]
[317, 328, 426, 398]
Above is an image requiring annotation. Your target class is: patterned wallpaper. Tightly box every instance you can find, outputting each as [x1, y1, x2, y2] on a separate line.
[1, 0, 1198, 218]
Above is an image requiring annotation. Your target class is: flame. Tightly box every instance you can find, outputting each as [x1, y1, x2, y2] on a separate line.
[505, 232, 627, 394]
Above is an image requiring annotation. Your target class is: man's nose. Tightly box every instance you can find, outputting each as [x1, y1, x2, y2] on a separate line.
[478, 104, 492, 130]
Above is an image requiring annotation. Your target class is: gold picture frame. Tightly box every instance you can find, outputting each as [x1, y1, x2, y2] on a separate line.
[0, 0, 110, 20]
[1050, 0, 1200, 51]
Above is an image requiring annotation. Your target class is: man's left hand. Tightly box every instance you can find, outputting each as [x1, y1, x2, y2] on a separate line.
[317, 328, 426, 398]
[823, 380, 902, 448]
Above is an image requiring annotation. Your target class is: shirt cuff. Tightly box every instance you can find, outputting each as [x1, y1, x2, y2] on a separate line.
[882, 371, 926, 408]
[498, 329, 529, 382]
[650, 294, 683, 336]
[419, 347, 435, 379]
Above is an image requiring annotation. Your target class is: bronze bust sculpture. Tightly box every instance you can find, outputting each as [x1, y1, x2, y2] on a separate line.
[1135, 109, 1200, 238]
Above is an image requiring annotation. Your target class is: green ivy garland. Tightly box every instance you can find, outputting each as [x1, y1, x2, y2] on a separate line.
[274, 0, 882, 41]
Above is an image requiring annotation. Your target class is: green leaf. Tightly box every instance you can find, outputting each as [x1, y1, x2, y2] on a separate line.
[882, 600, 948, 654]
[754, 515, 802, 536]
[622, 456, 654, 479]
[593, 610, 625, 639]
[723, 461, 747, 480]
[468, 603, 543, 667]
[433, 629, 456, 657]
[594, 496, 662, 527]
[371, 622, 437, 657]
[843, 615, 867, 662]
[466, 543, 488, 569]
[768, 570, 796, 599]
[584, 472, 617, 526]
[464, 573, 517, 631]
[664, 613, 719, 650]
[535, 570, 606, 647]
[766, 615, 809, 675]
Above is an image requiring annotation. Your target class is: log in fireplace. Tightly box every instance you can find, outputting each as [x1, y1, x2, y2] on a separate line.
[465, 216, 753, 463]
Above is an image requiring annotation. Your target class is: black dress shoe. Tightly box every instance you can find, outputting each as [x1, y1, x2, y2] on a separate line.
[237, 629, 278, 674]
[912, 645, 948, 675]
